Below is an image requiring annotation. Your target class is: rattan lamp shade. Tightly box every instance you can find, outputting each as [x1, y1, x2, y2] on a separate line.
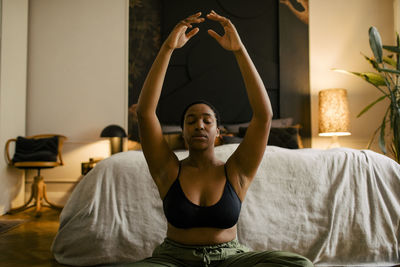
[319, 88, 351, 136]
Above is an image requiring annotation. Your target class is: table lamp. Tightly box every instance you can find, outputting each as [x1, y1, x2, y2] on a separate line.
[318, 88, 351, 148]
[100, 124, 127, 155]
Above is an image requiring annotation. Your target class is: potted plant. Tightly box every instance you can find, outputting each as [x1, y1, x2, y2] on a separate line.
[334, 27, 400, 163]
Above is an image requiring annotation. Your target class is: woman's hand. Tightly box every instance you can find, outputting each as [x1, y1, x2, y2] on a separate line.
[206, 10, 243, 52]
[163, 12, 204, 50]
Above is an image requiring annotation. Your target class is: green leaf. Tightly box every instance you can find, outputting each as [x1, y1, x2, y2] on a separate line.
[359, 72, 387, 86]
[369, 27, 383, 63]
[379, 113, 387, 154]
[332, 69, 386, 86]
[357, 95, 387, 117]
[383, 56, 397, 68]
[394, 86, 400, 97]
[362, 53, 380, 71]
[397, 33, 400, 70]
[397, 32, 400, 47]
[378, 67, 400, 75]
[383, 45, 400, 53]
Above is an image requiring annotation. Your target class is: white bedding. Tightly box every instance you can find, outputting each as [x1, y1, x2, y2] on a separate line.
[51, 144, 400, 266]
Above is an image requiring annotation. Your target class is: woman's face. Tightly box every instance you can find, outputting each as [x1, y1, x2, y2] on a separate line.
[182, 104, 219, 150]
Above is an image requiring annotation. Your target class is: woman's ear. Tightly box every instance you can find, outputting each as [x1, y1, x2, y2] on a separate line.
[216, 127, 220, 137]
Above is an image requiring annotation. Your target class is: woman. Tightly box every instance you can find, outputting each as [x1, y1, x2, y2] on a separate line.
[135, 10, 313, 267]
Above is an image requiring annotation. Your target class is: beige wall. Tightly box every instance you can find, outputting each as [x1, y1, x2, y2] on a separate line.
[396, 0, 400, 33]
[309, 0, 395, 153]
[0, 0, 28, 215]
[24, 0, 129, 205]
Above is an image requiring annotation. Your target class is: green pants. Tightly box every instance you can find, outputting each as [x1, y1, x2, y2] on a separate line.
[118, 238, 314, 267]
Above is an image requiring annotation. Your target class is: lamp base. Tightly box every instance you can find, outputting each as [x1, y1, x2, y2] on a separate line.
[110, 137, 123, 155]
[328, 135, 341, 148]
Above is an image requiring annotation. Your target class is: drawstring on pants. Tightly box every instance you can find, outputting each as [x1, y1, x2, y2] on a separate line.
[201, 247, 211, 267]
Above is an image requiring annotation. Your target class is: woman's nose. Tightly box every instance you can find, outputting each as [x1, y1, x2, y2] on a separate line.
[195, 120, 204, 129]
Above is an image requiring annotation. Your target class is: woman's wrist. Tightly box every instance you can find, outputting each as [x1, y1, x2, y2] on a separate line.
[233, 45, 246, 57]
[160, 43, 175, 55]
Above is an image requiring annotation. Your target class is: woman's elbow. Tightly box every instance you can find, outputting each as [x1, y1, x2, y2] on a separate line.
[258, 107, 273, 123]
[266, 108, 273, 121]
[136, 105, 152, 117]
[253, 112, 272, 126]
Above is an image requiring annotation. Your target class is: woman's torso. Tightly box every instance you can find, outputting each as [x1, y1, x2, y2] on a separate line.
[161, 160, 243, 245]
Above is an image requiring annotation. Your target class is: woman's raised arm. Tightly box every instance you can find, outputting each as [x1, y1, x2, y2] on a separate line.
[207, 10, 273, 192]
[137, 13, 204, 188]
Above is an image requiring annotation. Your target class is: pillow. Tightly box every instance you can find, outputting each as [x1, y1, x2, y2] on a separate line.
[12, 136, 58, 162]
[163, 133, 185, 150]
[221, 134, 243, 144]
[267, 126, 302, 149]
[127, 140, 142, 151]
[223, 122, 250, 134]
[161, 125, 182, 134]
[270, 117, 294, 128]
[238, 125, 303, 149]
[215, 135, 224, 146]
[223, 118, 294, 134]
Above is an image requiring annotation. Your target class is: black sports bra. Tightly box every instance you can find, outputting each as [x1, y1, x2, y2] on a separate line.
[162, 162, 242, 229]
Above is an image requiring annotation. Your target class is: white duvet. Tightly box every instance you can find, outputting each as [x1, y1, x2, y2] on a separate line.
[52, 144, 400, 266]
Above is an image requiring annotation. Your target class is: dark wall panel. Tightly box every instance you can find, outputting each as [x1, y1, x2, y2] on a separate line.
[158, 0, 279, 125]
[128, 0, 311, 147]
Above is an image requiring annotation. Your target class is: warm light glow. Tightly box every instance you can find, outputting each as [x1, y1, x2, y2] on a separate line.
[319, 132, 351, 137]
[319, 88, 351, 136]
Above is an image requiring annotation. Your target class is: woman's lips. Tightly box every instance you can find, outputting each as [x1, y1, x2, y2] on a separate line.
[191, 134, 207, 141]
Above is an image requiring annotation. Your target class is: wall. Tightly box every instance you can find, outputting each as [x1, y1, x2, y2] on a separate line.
[0, 0, 28, 215]
[309, 0, 395, 154]
[396, 0, 400, 33]
[25, 0, 129, 205]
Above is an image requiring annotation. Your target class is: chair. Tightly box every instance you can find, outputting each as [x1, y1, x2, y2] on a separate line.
[5, 134, 67, 214]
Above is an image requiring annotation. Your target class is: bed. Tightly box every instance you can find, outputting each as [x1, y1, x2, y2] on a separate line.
[51, 143, 400, 266]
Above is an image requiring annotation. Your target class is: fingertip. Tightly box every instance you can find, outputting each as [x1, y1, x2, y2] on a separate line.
[187, 27, 200, 39]
[207, 29, 217, 38]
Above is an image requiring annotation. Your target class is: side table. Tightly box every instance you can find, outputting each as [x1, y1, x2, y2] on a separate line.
[81, 157, 103, 175]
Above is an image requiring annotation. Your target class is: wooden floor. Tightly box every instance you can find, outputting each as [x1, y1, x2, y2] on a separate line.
[0, 207, 68, 267]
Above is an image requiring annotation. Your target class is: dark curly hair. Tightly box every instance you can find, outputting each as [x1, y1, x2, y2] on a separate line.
[180, 100, 221, 129]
